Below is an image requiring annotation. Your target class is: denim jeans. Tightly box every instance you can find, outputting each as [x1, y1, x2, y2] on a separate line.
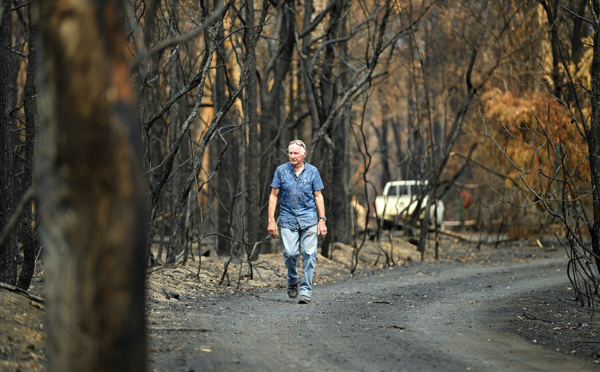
[280, 224, 318, 297]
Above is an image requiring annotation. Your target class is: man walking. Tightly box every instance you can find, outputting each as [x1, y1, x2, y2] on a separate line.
[268, 140, 327, 304]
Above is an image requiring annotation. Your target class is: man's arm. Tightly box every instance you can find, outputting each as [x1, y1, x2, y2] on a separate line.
[314, 190, 327, 238]
[268, 188, 280, 238]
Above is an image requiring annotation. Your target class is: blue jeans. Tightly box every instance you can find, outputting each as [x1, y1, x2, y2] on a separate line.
[280, 224, 318, 297]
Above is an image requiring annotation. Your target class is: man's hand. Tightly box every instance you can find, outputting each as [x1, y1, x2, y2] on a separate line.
[268, 188, 280, 238]
[314, 190, 326, 239]
[268, 220, 279, 238]
[318, 220, 327, 238]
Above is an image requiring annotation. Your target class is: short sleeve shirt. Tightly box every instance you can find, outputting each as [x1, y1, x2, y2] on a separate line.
[271, 162, 324, 230]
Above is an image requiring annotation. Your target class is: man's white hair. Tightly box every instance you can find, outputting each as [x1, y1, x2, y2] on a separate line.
[289, 139, 307, 154]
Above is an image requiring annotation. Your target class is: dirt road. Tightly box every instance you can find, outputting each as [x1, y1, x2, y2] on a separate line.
[147, 246, 600, 372]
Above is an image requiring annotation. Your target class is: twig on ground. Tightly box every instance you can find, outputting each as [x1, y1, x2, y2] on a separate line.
[254, 261, 286, 279]
[0, 281, 45, 304]
[146, 265, 170, 275]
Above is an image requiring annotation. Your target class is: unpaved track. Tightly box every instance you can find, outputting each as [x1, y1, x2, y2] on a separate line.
[147, 252, 598, 371]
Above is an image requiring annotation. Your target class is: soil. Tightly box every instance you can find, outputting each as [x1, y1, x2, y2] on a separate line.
[2, 231, 600, 371]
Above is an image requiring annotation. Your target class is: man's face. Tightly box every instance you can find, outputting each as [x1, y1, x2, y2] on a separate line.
[288, 144, 306, 166]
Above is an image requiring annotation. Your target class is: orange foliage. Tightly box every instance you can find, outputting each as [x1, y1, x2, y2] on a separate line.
[481, 88, 590, 193]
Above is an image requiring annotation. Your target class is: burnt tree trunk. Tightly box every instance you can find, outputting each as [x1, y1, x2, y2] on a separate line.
[246, 0, 261, 258]
[329, 2, 352, 246]
[16, 6, 39, 290]
[37, 1, 147, 371]
[589, 0, 600, 271]
[215, 0, 233, 257]
[540, 0, 562, 95]
[0, 0, 16, 285]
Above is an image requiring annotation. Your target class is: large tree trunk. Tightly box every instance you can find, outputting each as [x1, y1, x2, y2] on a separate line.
[331, 105, 352, 244]
[16, 6, 39, 290]
[215, 0, 233, 257]
[589, 0, 600, 271]
[0, 0, 16, 285]
[139, 0, 161, 266]
[330, 6, 353, 245]
[246, 0, 261, 258]
[37, 1, 147, 371]
[165, 1, 183, 264]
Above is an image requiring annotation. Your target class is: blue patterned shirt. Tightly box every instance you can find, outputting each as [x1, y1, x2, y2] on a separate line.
[271, 162, 324, 230]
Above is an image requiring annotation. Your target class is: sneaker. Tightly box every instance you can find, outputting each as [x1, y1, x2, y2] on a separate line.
[298, 295, 311, 304]
[287, 283, 299, 299]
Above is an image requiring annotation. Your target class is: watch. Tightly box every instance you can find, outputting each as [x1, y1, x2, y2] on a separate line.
[319, 216, 327, 221]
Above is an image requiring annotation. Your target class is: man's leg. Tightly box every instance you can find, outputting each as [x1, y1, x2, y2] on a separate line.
[298, 225, 318, 299]
[280, 227, 300, 297]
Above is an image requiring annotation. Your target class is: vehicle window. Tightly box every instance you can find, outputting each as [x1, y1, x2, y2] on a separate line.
[412, 184, 421, 195]
[388, 186, 397, 196]
[399, 185, 409, 196]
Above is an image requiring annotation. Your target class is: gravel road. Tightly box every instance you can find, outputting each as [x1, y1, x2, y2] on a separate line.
[147, 249, 599, 372]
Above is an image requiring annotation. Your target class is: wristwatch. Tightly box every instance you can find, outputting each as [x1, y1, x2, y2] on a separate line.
[319, 216, 327, 221]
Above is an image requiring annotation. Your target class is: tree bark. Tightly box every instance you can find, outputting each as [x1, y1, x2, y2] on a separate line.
[246, 0, 261, 258]
[165, 0, 184, 264]
[327, 0, 353, 247]
[0, 0, 16, 285]
[541, 0, 562, 95]
[16, 6, 39, 290]
[589, 0, 600, 271]
[215, 0, 233, 257]
[37, 1, 147, 371]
